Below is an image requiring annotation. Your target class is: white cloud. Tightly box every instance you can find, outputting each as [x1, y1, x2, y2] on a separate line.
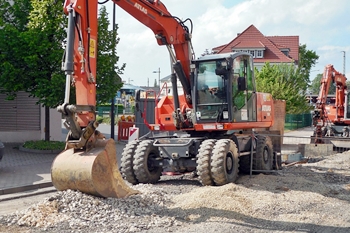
[102, 0, 350, 86]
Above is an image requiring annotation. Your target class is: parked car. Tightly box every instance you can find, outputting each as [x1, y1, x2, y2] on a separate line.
[0, 141, 4, 161]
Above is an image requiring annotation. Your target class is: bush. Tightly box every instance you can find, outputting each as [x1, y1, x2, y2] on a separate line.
[23, 140, 65, 150]
[96, 116, 119, 125]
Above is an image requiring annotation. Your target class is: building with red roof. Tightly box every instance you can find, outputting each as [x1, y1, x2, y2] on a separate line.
[212, 25, 299, 70]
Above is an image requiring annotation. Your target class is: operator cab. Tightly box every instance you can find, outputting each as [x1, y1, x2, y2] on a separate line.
[193, 52, 257, 123]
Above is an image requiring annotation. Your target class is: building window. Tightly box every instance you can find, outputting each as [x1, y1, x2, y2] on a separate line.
[256, 50, 263, 58]
[233, 49, 263, 58]
[281, 50, 289, 56]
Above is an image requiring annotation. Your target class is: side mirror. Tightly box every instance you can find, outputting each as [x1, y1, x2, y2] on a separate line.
[237, 77, 246, 91]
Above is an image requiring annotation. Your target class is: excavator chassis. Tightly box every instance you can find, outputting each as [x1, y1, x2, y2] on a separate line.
[121, 132, 279, 186]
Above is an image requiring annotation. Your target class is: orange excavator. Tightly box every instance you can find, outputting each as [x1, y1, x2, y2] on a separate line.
[52, 0, 279, 198]
[312, 64, 350, 140]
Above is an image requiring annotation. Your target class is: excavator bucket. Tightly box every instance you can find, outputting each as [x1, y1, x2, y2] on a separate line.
[51, 138, 139, 198]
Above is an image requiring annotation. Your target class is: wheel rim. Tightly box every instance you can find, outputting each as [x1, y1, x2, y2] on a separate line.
[147, 153, 157, 173]
[226, 152, 234, 174]
[263, 146, 269, 163]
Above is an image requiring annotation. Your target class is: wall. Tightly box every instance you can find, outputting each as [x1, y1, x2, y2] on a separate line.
[40, 107, 62, 142]
[0, 107, 61, 143]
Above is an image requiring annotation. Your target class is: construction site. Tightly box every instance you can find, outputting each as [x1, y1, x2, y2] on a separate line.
[1, 0, 350, 232]
[0, 128, 349, 232]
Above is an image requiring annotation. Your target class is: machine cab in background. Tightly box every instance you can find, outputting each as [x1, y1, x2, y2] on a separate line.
[193, 52, 257, 124]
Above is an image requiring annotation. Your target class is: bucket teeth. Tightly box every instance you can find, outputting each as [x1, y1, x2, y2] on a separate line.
[51, 138, 139, 198]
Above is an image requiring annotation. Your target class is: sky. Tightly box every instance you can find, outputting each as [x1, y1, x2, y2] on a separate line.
[102, 0, 350, 88]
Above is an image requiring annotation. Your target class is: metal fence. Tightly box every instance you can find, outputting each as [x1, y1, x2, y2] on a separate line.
[268, 128, 350, 161]
[285, 113, 312, 130]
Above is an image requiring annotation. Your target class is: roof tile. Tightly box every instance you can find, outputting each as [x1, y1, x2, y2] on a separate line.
[213, 25, 299, 64]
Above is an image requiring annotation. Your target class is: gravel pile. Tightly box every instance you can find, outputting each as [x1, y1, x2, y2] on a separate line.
[1, 151, 350, 232]
[0, 184, 181, 232]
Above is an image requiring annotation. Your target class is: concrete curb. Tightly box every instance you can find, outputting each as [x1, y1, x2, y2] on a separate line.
[0, 186, 56, 202]
[0, 182, 53, 195]
[18, 145, 62, 154]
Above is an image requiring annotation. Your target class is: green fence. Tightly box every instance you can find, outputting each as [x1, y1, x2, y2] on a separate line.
[285, 113, 312, 130]
[97, 106, 124, 117]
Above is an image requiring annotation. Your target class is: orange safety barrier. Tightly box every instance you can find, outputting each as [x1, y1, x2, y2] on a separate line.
[117, 121, 134, 141]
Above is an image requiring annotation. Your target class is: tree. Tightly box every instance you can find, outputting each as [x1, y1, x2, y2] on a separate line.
[201, 49, 213, 56]
[309, 73, 336, 95]
[25, 0, 67, 140]
[0, 0, 33, 98]
[0, 0, 32, 31]
[0, 1, 125, 140]
[255, 63, 311, 114]
[96, 6, 124, 104]
[154, 78, 158, 87]
[255, 44, 319, 114]
[298, 44, 319, 87]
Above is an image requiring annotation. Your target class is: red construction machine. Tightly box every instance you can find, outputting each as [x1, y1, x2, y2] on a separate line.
[312, 64, 350, 141]
[52, 0, 280, 198]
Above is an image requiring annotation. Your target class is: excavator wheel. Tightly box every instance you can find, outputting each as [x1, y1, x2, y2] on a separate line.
[196, 139, 216, 186]
[120, 140, 140, 185]
[253, 135, 273, 171]
[133, 140, 162, 183]
[210, 139, 239, 186]
[51, 138, 139, 198]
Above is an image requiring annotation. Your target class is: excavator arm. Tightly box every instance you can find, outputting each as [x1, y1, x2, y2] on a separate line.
[59, 0, 194, 142]
[316, 65, 346, 112]
[52, 0, 195, 198]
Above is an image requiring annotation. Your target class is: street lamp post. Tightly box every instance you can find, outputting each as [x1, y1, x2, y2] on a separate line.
[341, 51, 346, 75]
[153, 67, 161, 88]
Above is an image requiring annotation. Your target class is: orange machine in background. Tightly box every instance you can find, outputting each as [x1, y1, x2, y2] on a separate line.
[313, 64, 350, 138]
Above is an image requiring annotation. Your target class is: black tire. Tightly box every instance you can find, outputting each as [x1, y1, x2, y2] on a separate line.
[196, 139, 216, 186]
[211, 139, 239, 186]
[254, 135, 273, 171]
[120, 140, 140, 184]
[133, 140, 162, 183]
[238, 155, 251, 174]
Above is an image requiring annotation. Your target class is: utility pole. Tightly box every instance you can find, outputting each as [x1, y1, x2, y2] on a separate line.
[110, 3, 116, 140]
[341, 51, 346, 75]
